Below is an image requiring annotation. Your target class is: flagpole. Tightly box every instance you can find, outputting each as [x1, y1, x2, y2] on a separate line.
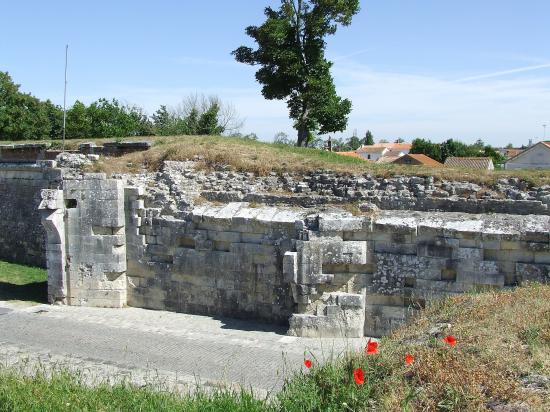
[62, 44, 68, 152]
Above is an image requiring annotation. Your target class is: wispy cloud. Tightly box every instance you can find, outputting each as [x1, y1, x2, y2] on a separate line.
[331, 61, 550, 144]
[67, 58, 550, 146]
[454, 63, 550, 83]
[330, 48, 373, 62]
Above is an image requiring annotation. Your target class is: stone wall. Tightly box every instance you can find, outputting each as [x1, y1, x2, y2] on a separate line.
[288, 211, 550, 337]
[132, 161, 550, 217]
[124, 198, 301, 324]
[119, 194, 550, 337]
[0, 162, 62, 266]
[39, 174, 127, 307]
[3, 162, 549, 338]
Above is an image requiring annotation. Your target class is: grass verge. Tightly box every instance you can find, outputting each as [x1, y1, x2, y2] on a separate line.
[0, 370, 265, 412]
[1, 283, 548, 411]
[0, 260, 47, 303]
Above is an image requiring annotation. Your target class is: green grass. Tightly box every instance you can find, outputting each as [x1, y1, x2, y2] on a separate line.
[0, 370, 266, 412]
[1, 283, 548, 411]
[0, 260, 47, 303]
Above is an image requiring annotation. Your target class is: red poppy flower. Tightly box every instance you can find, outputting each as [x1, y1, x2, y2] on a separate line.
[304, 359, 312, 369]
[365, 338, 378, 355]
[443, 335, 457, 347]
[353, 368, 365, 385]
[405, 354, 414, 365]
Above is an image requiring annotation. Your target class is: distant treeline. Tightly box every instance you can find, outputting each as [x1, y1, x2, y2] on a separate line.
[410, 138, 506, 165]
[0, 71, 243, 141]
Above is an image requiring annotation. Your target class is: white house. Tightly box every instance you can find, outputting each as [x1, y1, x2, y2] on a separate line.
[505, 142, 550, 170]
[356, 143, 412, 162]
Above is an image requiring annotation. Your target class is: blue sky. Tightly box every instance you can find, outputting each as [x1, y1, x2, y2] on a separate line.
[1, 0, 550, 146]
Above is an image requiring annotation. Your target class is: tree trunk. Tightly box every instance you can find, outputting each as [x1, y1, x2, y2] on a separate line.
[297, 127, 308, 147]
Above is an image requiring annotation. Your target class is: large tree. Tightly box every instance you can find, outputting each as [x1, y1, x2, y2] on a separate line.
[232, 0, 360, 147]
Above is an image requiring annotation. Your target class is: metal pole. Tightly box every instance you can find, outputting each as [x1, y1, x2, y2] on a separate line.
[62, 44, 68, 152]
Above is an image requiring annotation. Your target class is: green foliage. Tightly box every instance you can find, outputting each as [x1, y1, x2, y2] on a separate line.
[85, 98, 152, 138]
[197, 102, 224, 135]
[229, 132, 259, 141]
[152, 105, 174, 135]
[364, 130, 374, 145]
[411, 138, 505, 165]
[411, 138, 443, 162]
[348, 135, 362, 150]
[152, 95, 237, 137]
[64, 98, 153, 139]
[233, 0, 360, 146]
[276, 354, 390, 411]
[65, 100, 91, 139]
[0, 72, 51, 140]
[1, 72, 239, 141]
[440, 138, 477, 161]
[43, 100, 64, 139]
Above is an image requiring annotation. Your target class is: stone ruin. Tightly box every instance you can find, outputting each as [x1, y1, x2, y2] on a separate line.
[1, 159, 549, 337]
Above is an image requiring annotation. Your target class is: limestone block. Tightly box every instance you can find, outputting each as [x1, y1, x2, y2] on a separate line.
[374, 241, 416, 255]
[241, 233, 265, 244]
[455, 266, 505, 287]
[373, 215, 418, 236]
[343, 230, 370, 241]
[516, 263, 550, 283]
[534, 252, 550, 264]
[417, 243, 454, 258]
[453, 247, 483, 261]
[490, 249, 535, 263]
[365, 293, 405, 306]
[525, 242, 550, 252]
[318, 215, 365, 232]
[288, 309, 364, 338]
[207, 230, 241, 243]
[336, 293, 363, 308]
[321, 240, 367, 266]
[283, 252, 298, 283]
[364, 304, 407, 337]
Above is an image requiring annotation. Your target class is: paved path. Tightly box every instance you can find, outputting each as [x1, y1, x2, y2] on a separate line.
[0, 301, 365, 395]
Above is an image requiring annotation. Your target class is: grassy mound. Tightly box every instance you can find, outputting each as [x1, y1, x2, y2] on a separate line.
[88, 136, 550, 186]
[5, 135, 550, 185]
[280, 283, 550, 411]
[1, 283, 548, 411]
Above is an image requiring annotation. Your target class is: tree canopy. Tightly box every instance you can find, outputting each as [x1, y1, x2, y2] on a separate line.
[0, 72, 50, 140]
[232, 0, 360, 146]
[410, 138, 506, 165]
[364, 130, 374, 146]
[0, 72, 243, 141]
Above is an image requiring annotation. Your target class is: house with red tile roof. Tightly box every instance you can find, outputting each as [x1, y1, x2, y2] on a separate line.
[336, 151, 364, 160]
[505, 141, 550, 170]
[392, 153, 442, 167]
[356, 142, 412, 162]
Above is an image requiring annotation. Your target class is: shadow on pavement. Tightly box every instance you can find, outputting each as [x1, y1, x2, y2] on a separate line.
[0, 281, 48, 303]
[215, 316, 288, 335]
